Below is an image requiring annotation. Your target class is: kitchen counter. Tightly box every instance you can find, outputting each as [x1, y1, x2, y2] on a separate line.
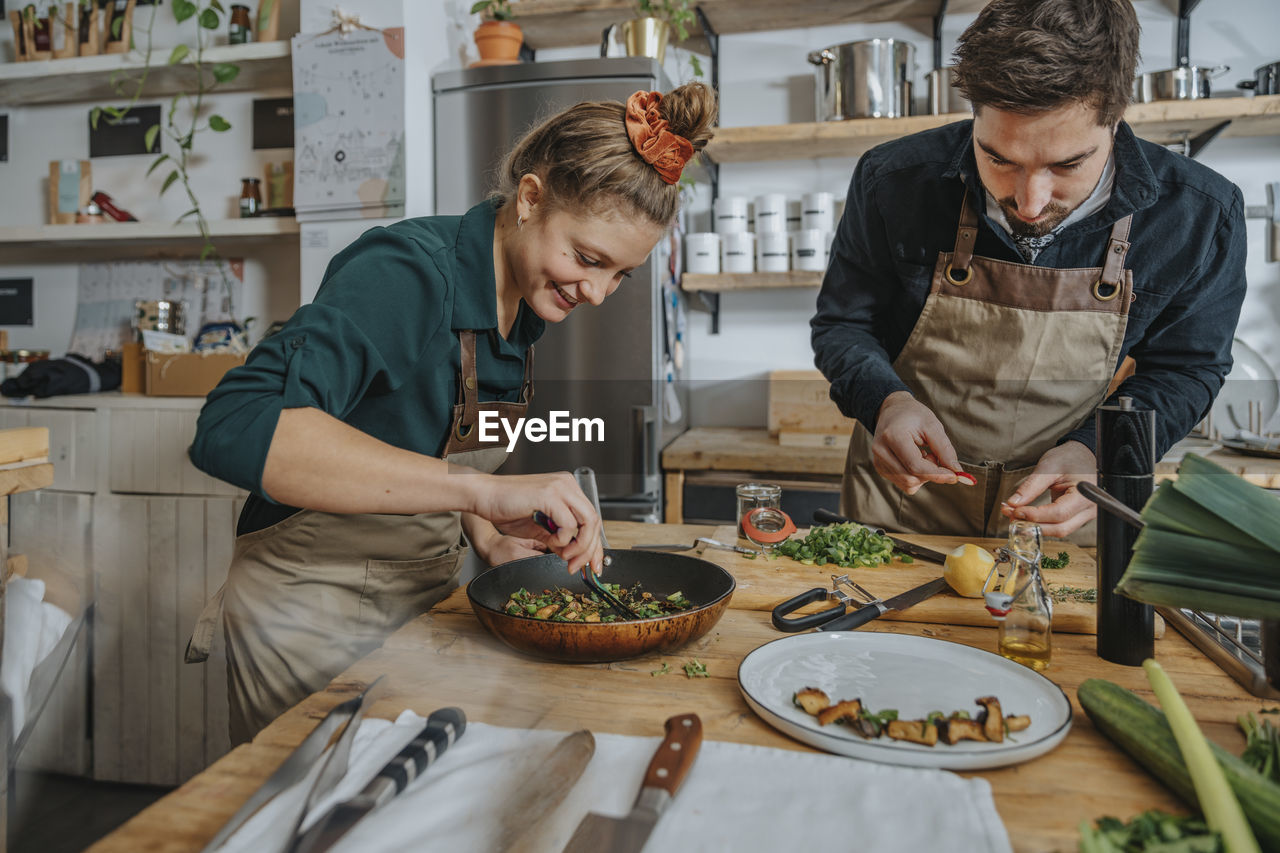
[89, 522, 1266, 853]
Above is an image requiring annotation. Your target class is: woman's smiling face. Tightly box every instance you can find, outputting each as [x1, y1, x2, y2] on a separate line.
[509, 186, 665, 322]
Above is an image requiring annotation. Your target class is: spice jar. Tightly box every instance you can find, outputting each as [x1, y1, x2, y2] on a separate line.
[229, 4, 252, 44]
[239, 177, 262, 218]
[736, 482, 781, 540]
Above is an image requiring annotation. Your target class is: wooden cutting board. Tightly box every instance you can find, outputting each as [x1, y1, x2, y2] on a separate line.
[701, 525, 1101, 634]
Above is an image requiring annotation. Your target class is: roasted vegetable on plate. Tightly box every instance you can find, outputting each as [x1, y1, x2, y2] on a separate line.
[791, 688, 1030, 746]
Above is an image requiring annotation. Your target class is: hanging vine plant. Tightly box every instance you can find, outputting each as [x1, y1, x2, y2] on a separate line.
[91, 0, 245, 316]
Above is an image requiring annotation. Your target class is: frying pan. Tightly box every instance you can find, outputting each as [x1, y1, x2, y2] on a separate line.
[466, 549, 736, 662]
[466, 466, 736, 662]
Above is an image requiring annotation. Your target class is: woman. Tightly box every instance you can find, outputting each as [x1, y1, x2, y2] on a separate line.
[186, 83, 718, 742]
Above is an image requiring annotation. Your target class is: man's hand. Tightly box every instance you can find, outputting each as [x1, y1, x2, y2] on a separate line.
[1001, 441, 1097, 538]
[871, 391, 968, 495]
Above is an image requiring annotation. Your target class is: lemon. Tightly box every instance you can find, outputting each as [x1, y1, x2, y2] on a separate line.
[943, 543, 997, 598]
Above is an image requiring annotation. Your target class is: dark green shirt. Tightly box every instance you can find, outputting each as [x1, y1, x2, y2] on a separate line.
[189, 200, 545, 532]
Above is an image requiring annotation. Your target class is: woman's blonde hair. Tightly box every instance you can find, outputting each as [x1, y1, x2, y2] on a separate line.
[494, 81, 718, 226]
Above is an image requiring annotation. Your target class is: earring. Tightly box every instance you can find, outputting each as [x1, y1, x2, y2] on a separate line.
[517, 215, 524, 229]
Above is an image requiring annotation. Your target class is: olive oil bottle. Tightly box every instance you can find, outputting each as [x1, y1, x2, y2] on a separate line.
[997, 521, 1053, 671]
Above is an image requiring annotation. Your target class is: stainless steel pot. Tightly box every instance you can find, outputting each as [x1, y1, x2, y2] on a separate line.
[1238, 60, 1280, 95]
[808, 38, 915, 120]
[926, 66, 969, 115]
[1133, 65, 1229, 103]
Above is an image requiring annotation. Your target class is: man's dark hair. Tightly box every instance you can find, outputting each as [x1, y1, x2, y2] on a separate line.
[952, 0, 1140, 126]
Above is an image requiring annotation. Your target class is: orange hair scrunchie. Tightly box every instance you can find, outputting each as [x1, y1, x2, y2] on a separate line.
[625, 90, 694, 185]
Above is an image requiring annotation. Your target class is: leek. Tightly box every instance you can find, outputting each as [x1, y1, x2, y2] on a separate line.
[1144, 659, 1261, 853]
[1114, 454, 1280, 619]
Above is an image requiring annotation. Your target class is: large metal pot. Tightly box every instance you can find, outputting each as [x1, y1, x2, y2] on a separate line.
[466, 549, 735, 662]
[1238, 60, 1280, 95]
[1133, 65, 1229, 103]
[927, 66, 969, 115]
[808, 38, 915, 120]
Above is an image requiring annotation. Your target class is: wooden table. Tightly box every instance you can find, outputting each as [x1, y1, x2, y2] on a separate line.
[89, 522, 1267, 853]
[661, 426, 1280, 523]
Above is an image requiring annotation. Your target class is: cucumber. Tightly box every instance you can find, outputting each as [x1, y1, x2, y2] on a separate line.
[1078, 678, 1280, 852]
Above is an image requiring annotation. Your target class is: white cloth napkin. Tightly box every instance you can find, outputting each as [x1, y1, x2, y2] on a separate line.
[1, 576, 73, 735]
[219, 712, 1012, 853]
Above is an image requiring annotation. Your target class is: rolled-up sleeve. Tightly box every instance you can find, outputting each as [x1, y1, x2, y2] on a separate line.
[1060, 187, 1247, 456]
[811, 157, 912, 431]
[189, 228, 449, 495]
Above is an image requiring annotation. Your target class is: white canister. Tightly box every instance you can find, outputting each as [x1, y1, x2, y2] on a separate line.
[684, 232, 721, 274]
[787, 199, 803, 231]
[756, 230, 789, 272]
[802, 191, 836, 232]
[713, 196, 749, 234]
[791, 229, 827, 271]
[753, 193, 788, 233]
[721, 231, 755, 273]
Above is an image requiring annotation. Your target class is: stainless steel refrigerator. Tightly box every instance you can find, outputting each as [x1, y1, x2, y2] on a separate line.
[433, 58, 684, 521]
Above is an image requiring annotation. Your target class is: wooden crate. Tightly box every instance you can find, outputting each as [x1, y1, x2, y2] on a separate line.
[767, 370, 854, 447]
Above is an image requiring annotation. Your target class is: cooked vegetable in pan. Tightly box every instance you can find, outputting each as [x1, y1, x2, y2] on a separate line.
[791, 688, 1030, 746]
[504, 584, 694, 623]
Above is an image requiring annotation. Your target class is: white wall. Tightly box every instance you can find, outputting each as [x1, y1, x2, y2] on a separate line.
[7, 0, 1275, 431]
[0, 1, 304, 355]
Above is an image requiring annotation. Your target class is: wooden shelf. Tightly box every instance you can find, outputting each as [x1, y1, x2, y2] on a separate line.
[515, 0, 989, 51]
[705, 95, 1280, 163]
[682, 270, 822, 292]
[0, 41, 291, 106]
[0, 217, 299, 260]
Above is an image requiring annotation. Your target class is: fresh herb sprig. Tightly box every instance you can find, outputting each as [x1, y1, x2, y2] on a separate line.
[683, 659, 709, 678]
[1239, 709, 1280, 783]
[1041, 551, 1071, 569]
[1079, 810, 1221, 853]
[1051, 585, 1097, 604]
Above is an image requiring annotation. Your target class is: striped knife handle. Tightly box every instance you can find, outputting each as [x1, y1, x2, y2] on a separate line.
[375, 707, 466, 798]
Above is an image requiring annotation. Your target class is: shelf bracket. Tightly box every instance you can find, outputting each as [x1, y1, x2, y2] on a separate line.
[693, 5, 720, 96]
[932, 0, 950, 71]
[519, 42, 536, 63]
[1171, 119, 1230, 159]
[1176, 0, 1203, 67]
[683, 289, 721, 334]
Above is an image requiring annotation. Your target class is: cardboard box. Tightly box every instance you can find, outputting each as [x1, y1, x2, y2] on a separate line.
[144, 350, 245, 397]
[120, 342, 145, 393]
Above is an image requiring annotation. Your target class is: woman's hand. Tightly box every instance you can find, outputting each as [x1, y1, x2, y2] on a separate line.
[465, 470, 605, 575]
[460, 513, 547, 566]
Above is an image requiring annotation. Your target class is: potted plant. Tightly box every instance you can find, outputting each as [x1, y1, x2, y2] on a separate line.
[619, 0, 695, 65]
[470, 0, 522, 66]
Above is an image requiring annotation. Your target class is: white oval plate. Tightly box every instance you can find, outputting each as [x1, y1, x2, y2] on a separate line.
[738, 631, 1073, 770]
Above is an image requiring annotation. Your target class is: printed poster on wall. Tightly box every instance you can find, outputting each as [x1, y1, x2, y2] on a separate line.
[291, 27, 406, 221]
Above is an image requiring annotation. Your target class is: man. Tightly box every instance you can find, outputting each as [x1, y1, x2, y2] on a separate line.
[811, 0, 1246, 540]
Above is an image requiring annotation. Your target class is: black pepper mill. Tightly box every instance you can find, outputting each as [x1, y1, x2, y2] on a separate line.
[1096, 397, 1156, 665]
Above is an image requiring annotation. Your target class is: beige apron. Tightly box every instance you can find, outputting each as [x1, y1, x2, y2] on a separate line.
[842, 190, 1133, 539]
[186, 331, 533, 743]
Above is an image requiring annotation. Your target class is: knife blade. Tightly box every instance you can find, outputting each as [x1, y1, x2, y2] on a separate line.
[818, 576, 951, 632]
[289, 707, 466, 853]
[562, 714, 702, 853]
[494, 730, 597, 853]
[812, 508, 950, 564]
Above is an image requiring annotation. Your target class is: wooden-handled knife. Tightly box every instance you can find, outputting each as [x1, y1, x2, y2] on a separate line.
[561, 714, 703, 853]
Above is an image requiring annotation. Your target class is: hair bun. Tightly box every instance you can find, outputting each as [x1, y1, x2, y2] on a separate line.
[659, 81, 718, 154]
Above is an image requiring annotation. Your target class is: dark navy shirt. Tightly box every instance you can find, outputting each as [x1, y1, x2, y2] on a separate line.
[811, 120, 1247, 458]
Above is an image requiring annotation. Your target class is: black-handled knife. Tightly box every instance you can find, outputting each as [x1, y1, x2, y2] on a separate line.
[811, 509, 950, 565]
[817, 576, 951, 632]
[289, 707, 467, 853]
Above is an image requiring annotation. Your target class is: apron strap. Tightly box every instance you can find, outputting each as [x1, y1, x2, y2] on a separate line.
[454, 330, 481, 440]
[1095, 214, 1134, 300]
[946, 190, 981, 284]
[519, 343, 535, 405]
